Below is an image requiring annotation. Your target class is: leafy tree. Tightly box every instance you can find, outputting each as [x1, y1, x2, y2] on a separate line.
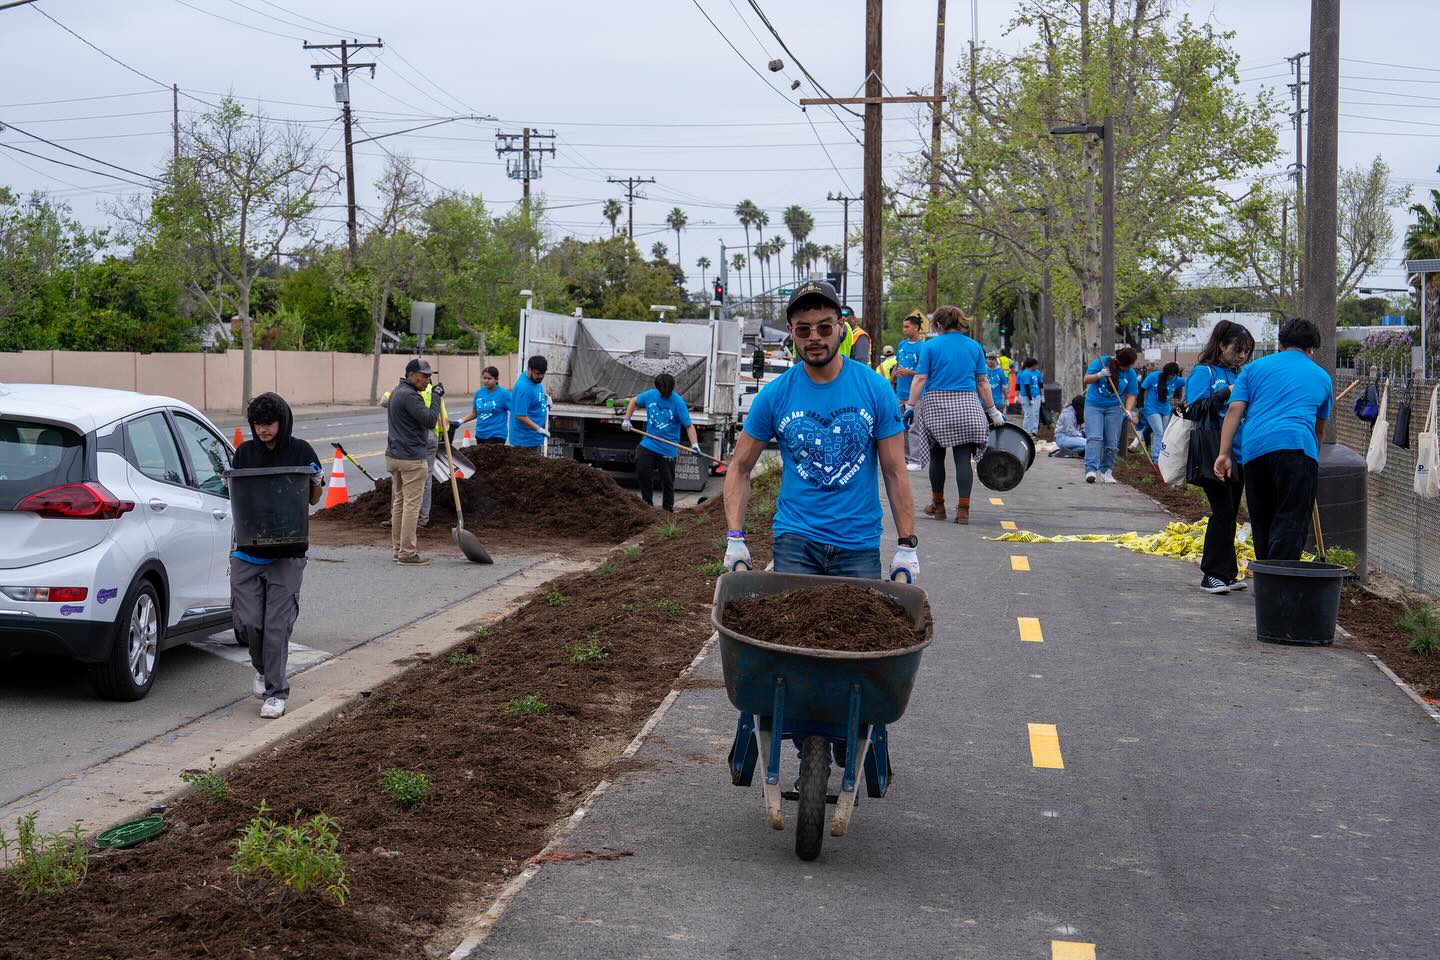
[603, 199, 623, 237]
[543, 235, 681, 321]
[665, 207, 687, 277]
[1405, 189, 1440, 361]
[0, 187, 102, 350]
[1336, 296, 1391, 328]
[650, 241, 668, 263]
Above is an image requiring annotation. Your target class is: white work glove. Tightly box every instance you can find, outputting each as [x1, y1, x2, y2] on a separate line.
[724, 536, 752, 572]
[889, 547, 919, 583]
[538, 427, 551, 438]
[988, 406, 1006, 427]
[621, 418, 634, 432]
[690, 443, 702, 457]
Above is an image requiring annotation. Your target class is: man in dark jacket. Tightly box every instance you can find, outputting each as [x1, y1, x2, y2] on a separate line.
[230, 392, 324, 719]
[387, 358, 442, 564]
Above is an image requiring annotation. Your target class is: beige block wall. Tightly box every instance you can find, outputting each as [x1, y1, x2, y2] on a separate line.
[0, 351, 49, 384]
[52, 352, 138, 392]
[137, 353, 205, 406]
[276, 352, 333, 408]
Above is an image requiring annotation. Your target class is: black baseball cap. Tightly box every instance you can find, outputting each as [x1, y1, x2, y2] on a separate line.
[405, 358, 433, 376]
[785, 279, 843, 319]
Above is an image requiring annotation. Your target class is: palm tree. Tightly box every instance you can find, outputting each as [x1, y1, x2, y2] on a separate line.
[697, 255, 711, 293]
[651, 241, 668, 263]
[782, 205, 812, 284]
[603, 199, 623, 237]
[754, 240, 771, 316]
[1406, 188, 1440, 358]
[731, 252, 747, 303]
[666, 207, 688, 282]
[735, 199, 760, 303]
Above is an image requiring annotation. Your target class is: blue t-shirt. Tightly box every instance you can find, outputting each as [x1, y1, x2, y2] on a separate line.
[893, 337, 924, 402]
[743, 358, 904, 550]
[508, 374, 549, 448]
[915, 331, 986, 394]
[1186, 363, 1243, 461]
[634, 388, 693, 458]
[1084, 357, 1140, 408]
[1016, 368, 1044, 399]
[1231, 350, 1334, 465]
[986, 366, 1009, 404]
[471, 385, 512, 440]
[1140, 371, 1184, 417]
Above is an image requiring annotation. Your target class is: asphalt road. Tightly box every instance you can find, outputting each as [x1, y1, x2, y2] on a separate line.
[463, 453, 1440, 960]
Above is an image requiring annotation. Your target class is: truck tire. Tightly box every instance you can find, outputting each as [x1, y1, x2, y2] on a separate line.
[91, 581, 161, 701]
[795, 736, 831, 861]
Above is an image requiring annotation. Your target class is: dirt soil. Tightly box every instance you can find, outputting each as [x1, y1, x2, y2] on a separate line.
[723, 584, 931, 653]
[1111, 450, 1250, 524]
[312, 445, 656, 547]
[0, 476, 780, 960]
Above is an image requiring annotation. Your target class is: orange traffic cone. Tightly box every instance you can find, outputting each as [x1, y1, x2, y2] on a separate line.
[323, 447, 349, 508]
[232, 426, 244, 449]
[461, 427, 472, 447]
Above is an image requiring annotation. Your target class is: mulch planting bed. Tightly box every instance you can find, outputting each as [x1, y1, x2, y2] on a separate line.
[1110, 452, 1253, 523]
[0, 474, 780, 960]
[723, 584, 930, 653]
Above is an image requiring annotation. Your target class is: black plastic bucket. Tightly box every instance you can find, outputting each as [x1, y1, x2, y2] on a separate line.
[977, 423, 1036, 492]
[1249, 559, 1347, 646]
[227, 466, 312, 547]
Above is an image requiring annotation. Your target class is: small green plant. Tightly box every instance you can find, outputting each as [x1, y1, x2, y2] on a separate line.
[1325, 546, 1359, 570]
[659, 519, 680, 539]
[447, 650, 481, 666]
[1398, 606, 1440, 655]
[651, 599, 684, 614]
[180, 756, 229, 804]
[379, 769, 433, 809]
[543, 587, 565, 607]
[700, 561, 726, 577]
[624, 545, 642, 560]
[0, 814, 87, 900]
[507, 693, 549, 716]
[596, 560, 615, 575]
[569, 632, 612, 664]
[231, 801, 348, 914]
[474, 625, 492, 638]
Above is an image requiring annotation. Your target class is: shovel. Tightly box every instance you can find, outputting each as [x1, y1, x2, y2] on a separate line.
[1128, 413, 1165, 484]
[630, 427, 726, 466]
[332, 442, 380, 484]
[439, 400, 492, 564]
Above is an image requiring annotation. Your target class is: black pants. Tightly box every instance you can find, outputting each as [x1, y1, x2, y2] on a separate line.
[1198, 474, 1245, 581]
[635, 446, 676, 512]
[1244, 449, 1318, 562]
[930, 442, 977, 501]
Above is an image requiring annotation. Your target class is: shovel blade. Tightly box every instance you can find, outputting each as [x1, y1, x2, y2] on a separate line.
[453, 526, 492, 564]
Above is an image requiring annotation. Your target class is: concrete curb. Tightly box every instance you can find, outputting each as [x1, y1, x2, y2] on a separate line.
[1364, 653, 1440, 727]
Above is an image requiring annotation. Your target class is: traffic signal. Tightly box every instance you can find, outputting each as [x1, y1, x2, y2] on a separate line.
[826, 271, 843, 290]
[714, 280, 725, 302]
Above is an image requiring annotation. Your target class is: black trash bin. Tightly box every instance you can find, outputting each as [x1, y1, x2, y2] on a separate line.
[1249, 559, 1347, 646]
[228, 466, 312, 548]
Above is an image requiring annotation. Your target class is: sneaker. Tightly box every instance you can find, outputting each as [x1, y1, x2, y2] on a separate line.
[1200, 575, 1231, 594]
[260, 697, 287, 719]
[905, 462, 922, 472]
[380, 519, 392, 528]
[252, 672, 266, 699]
[1227, 578, 1248, 591]
[395, 554, 432, 565]
[1085, 471, 1097, 483]
[1100, 470, 1117, 484]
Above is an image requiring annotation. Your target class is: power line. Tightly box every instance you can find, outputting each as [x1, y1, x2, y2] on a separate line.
[0, 117, 162, 182]
[1342, 57, 1440, 75]
[0, 141, 155, 188]
[0, 90, 164, 109]
[743, 0, 864, 120]
[168, 0, 306, 41]
[686, 0, 798, 107]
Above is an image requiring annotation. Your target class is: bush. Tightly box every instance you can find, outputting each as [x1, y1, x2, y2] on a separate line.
[1398, 607, 1440, 655]
[1324, 546, 1359, 570]
[507, 694, 548, 716]
[231, 802, 349, 915]
[568, 632, 611, 664]
[700, 561, 726, 577]
[543, 588, 565, 607]
[179, 756, 229, 803]
[659, 519, 680, 539]
[379, 770, 433, 808]
[0, 814, 87, 900]
[596, 560, 615, 575]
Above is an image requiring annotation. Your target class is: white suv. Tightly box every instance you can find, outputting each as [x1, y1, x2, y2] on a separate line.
[0, 384, 234, 700]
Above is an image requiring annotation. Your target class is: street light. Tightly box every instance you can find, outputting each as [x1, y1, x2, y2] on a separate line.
[1051, 118, 1115, 353]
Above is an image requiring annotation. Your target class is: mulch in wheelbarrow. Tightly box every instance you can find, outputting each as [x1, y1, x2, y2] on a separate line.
[0, 477, 778, 960]
[723, 584, 929, 653]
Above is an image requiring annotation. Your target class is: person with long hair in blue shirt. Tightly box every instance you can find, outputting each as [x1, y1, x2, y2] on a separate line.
[1186, 320, 1254, 593]
[1139, 361, 1184, 464]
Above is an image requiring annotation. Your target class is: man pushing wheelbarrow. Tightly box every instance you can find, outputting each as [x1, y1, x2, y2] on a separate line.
[717, 280, 931, 861]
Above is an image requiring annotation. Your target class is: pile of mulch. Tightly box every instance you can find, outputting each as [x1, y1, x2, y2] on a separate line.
[1110, 451, 1250, 524]
[0, 476, 780, 960]
[723, 584, 930, 653]
[1334, 584, 1440, 700]
[314, 445, 656, 544]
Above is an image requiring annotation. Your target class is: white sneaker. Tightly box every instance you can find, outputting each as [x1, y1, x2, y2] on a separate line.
[1101, 470, 1117, 483]
[260, 697, 287, 719]
[905, 462, 922, 472]
[1085, 471, 1097, 483]
[252, 672, 266, 699]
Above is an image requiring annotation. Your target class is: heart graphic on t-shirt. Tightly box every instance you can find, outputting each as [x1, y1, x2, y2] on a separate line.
[784, 411, 870, 488]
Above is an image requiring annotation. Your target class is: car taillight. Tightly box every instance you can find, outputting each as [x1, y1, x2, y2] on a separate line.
[0, 586, 88, 602]
[14, 483, 135, 520]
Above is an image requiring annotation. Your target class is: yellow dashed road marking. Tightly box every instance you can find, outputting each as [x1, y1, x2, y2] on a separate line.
[1028, 723, 1065, 769]
[1051, 941, 1096, 960]
[1011, 555, 1031, 572]
[1001, 520, 1017, 530]
[989, 497, 1004, 506]
[1017, 616, 1043, 642]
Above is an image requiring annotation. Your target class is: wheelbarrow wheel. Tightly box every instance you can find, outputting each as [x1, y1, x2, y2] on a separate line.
[795, 736, 830, 861]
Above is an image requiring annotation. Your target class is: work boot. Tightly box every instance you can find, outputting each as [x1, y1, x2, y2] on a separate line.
[953, 498, 970, 525]
[923, 492, 946, 520]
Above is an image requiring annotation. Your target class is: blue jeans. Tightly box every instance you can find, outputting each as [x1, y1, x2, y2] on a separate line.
[1020, 394, 1041, 434]
[1084, 403, 1124, 473]
[773, 533, 881, 579]
[1055, 435, 1086, 457]
[1145, 412, 1169, 464]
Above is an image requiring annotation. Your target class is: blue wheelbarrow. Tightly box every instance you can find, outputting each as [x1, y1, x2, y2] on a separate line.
[712, 571, 932, 861]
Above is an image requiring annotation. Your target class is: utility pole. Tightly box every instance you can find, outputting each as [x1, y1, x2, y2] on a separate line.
[303, 37, 382, 263]
[171, 83, 179, 163]
[826, 191, 861, 305]
[607, 175, 656, 242]
[495, 127, 556, 209]
[1101, 115, 1115, 350]
[1304, 0, 1340, 384]
[1287, 50, 1309, 313]
[927, 0, 947, 314]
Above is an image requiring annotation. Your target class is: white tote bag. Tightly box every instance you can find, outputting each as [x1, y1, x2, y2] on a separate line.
[1158, 414, 1192, 486]
[1367, 382, 1390, 474]
[1415, 385, 1440, 497]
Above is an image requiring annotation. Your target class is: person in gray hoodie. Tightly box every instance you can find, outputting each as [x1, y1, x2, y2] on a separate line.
[386, 358, 441, 564]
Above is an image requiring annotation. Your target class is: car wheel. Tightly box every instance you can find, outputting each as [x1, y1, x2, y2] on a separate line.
[92, 581, 161, 701]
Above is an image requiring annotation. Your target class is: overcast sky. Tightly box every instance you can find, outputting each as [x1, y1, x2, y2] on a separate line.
[2, 0, 1435, 293]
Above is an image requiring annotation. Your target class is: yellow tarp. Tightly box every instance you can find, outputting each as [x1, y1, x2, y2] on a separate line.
[989, 519, 1289, 570]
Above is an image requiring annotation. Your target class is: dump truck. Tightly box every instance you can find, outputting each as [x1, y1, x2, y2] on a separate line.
[518, 305, 742, 491]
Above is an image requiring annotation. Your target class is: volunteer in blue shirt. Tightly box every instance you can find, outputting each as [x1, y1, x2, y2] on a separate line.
[1215, 317, 1334, 564]
[1081, 346, 1141, 483]
[1016, 358, 1044, 436]
[622, 372, 700, 512]
[722, 279, 918, 582]
[985, 354, 1009, 412]
[1186, 320, 1254, 593]
[508, 355, 550, 450]
[906, 305, 1007, 525]
[893, 311, 926, 471]
[1139, 362, 1184, 464]
[458, 365, 511, 444]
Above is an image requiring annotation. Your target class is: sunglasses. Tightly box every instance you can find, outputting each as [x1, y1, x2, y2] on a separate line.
[791, 321, 837, 340]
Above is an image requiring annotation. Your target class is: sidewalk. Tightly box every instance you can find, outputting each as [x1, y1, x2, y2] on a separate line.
[458, 454, 1440, 959]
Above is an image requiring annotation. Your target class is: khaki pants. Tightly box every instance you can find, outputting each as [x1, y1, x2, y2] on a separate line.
[386, 456, 428, 559]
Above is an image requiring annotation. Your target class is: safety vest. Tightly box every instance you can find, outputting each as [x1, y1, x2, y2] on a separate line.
[790, 321, 862, 360]
[877, 356, 897, 380]
[382, 384, 445, 437]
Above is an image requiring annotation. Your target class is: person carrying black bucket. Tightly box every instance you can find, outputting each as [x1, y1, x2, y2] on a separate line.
[1186, 319, 1255, 594]
[905, 304, 1006, 525]
[621, 372, 701, 512]
[230, 393, 324, 720]
[1214, 317, 1334, 564]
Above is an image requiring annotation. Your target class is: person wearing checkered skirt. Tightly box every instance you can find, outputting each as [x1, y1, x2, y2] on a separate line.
[905, 305, 1006, 525]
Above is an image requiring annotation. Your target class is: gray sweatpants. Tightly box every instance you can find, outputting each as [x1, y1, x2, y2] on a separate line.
[420, 433, 438, 525]
[230, 556, 307, 700]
